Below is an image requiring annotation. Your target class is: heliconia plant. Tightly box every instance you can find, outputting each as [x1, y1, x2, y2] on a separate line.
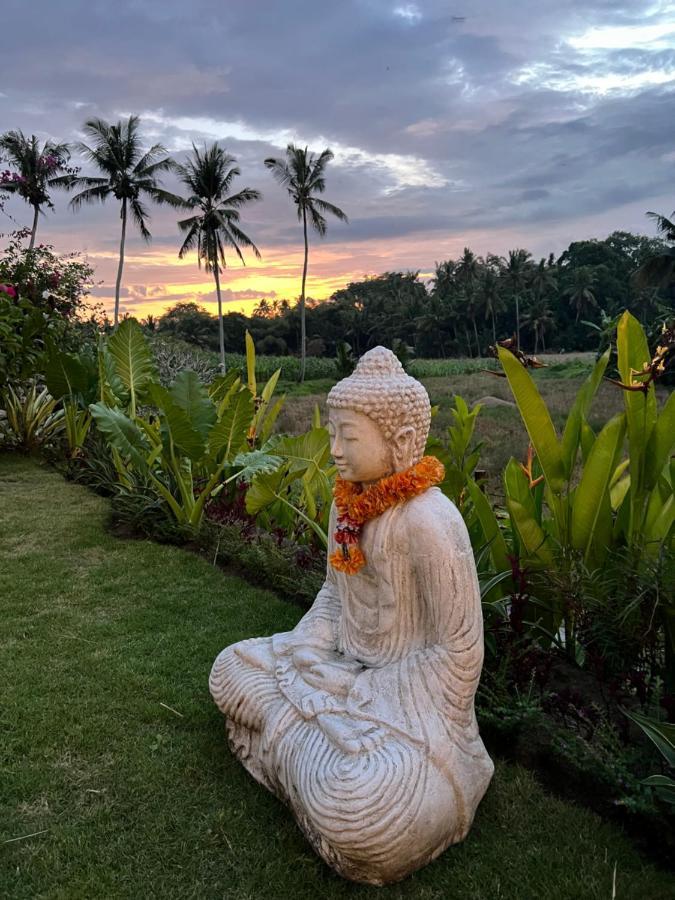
[497, 311, 674, 660]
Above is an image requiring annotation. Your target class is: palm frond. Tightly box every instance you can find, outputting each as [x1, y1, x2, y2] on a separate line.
[69, 184, 110, 210]
[130, 198, 151, 241]
[312, 197, 348, 223]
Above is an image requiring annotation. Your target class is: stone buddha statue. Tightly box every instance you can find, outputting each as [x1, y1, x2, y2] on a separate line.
[209, 347, 493, 885]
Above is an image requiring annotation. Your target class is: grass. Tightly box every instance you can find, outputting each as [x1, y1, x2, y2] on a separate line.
[1, 454, 673, 899]
[276, 360, 671, 500]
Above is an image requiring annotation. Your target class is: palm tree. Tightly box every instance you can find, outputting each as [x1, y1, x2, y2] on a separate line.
[56, 116, 184, 327]
[264, 145, 347, 381]
[504, 249, 533, 350]
[635, 211, 675, 289]
[456, 248, 482, 355]
[565, 266, 598, 321]
[479, 263, 503, 344]
[523, 298, 554, 353]
[0, 130, 71, 250]
[175, 143, 261, 372]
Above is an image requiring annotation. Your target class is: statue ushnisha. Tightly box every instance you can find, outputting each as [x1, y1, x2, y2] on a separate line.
[209, 347, 493, 885]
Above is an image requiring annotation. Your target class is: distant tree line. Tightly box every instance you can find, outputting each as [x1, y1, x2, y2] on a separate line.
[151, 230, 674, 358]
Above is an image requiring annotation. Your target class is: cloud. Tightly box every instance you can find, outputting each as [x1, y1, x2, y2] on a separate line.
[1, 0, 673, 319]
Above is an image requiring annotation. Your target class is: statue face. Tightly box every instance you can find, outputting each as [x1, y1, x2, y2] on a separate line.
[328, 408, 393, 483]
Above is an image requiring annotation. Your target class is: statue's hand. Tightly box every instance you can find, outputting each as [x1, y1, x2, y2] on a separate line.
[301, 661, 356, 697]
[316, 713, 387, 754]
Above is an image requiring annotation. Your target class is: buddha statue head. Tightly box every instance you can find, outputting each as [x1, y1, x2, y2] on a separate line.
[326, 346, 431, 483]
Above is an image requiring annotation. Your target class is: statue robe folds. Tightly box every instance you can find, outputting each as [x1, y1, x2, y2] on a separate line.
[209, 488, 494, 885]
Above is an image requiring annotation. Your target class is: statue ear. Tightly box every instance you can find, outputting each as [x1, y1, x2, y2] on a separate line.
[392, 425, 416, 470]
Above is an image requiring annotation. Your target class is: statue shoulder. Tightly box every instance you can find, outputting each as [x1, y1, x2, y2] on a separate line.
[403, 487, 467, 547]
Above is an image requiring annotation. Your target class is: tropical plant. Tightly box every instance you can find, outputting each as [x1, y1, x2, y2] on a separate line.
[624, 710, 675, 808]
[497, 311, 675, 660]
[56, 116, 184, 327]
[0, 130, 72, 249]
[334, 341, 356, 378]
[504, 249, 533, 351]
[264, 144, 347, 381]
[565, 266, 598, 322]
[74, 321, 284, 532]
[0, 382, 64, 452]
[246, 410, 335, 547]
[635, 211, 675, 289]
[175, 143, 261, 372]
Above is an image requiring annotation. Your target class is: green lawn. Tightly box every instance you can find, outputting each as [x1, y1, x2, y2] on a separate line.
[1, 455, 673, 899]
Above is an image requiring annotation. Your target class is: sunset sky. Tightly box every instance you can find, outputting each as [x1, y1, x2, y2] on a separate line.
[2, 1, 675, 319]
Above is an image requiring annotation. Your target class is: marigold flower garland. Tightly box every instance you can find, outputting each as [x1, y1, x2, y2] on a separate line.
[329, 455, 445, 575]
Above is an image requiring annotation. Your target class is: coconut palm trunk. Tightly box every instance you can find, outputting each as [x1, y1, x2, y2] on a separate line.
[114, 198, 128, 328]
[29, 205, 39, 251]
[300, 206, 309, 382]
[515, 294, 521, 350]
[213, 262, 226, 373]
[472, 314, 480, 358]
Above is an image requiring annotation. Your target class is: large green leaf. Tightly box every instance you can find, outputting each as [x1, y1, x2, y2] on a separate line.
[561, 348, 610, 478]
[170, 370, 216, 439]
[617, 312, 657, 528]
[644, 390, 675, 492]
[45, 351, 96, 402]
[148, 384, 205, 462]
[571, 413, 626, 563]
[625, 710, 675, 768]
[89, 402, 149, 470]
[209, 369, 240, 404]
[465, 478, 510, 574]
[208, 390, 254, 462]
[106, 319, 157, 415]
[498, 346, 565, 493]
[505, 497, 553, 564]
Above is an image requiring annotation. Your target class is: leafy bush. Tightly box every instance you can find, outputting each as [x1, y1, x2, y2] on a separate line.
[0, 230, 94, 388]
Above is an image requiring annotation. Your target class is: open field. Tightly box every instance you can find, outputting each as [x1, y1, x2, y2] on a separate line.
[275, 354, 667, 499]
[1, 455, 673, 899]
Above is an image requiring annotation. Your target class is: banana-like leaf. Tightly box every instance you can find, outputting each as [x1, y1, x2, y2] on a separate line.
[245, 330, 256, 397]
[643, 479, 675, 545]
[208, 390, 254, 462]
[498, 346, 565, 493]
[148, 384, 205, 462]
[251, 368, 282, 439]
[506, 496, 553, 564]
[617, 311, 657, 515]
[106, 318, 157, 416]
[561, 348, 610, 478]
[644, 390, 675, 492]
[89, 402, 149, 470]
[259, 395, 285, 445]
[312, 403, 322, 429]
[579, 418, 596, 463]
[465, 478, 510, 574]
[571, 413, 626, 563]
[170, 370, 216, 439]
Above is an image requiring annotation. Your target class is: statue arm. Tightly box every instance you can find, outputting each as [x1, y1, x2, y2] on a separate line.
[272, 503, 341, 655]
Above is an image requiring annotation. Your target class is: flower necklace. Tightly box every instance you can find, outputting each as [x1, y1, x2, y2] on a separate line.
[329, 455, 445, 575]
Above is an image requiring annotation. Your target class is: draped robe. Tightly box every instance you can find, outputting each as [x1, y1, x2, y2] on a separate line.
[209, 487, 493, 885]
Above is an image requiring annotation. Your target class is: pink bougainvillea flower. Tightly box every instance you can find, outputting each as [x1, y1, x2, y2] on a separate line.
[0, 284, 17, 297]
